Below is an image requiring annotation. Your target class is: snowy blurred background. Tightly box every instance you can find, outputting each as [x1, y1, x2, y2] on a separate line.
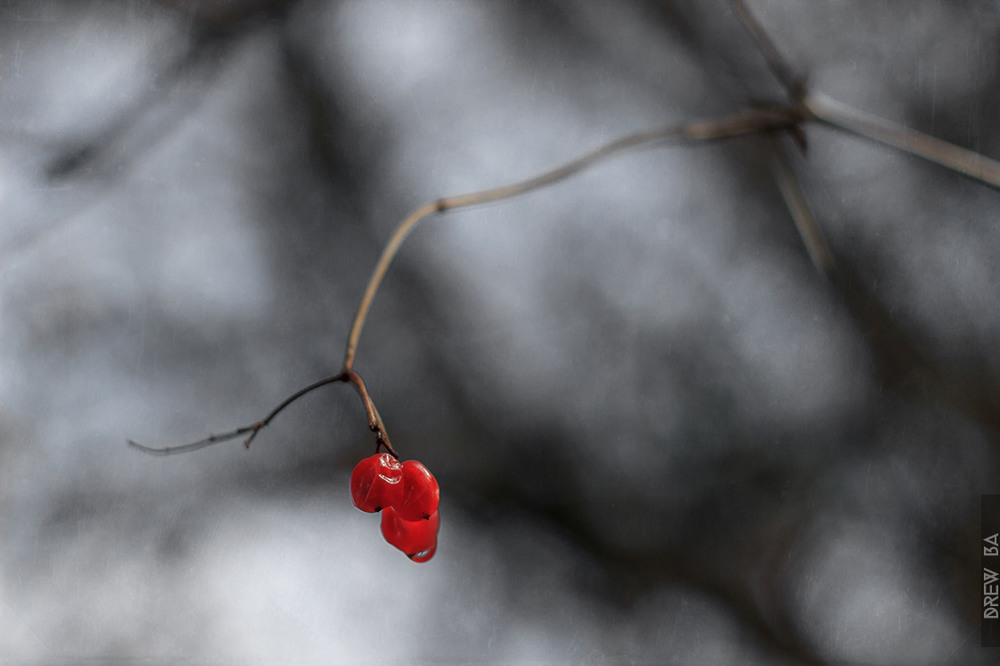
[2, 0, 999, 663]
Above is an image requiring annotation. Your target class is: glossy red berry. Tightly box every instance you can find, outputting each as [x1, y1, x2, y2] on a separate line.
[350, 453, 403, 512]
[395, 459, 440, 521]
[380, 506, 439, 562]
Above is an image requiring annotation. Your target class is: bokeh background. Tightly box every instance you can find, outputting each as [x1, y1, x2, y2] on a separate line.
[3, 0, 1000, 663]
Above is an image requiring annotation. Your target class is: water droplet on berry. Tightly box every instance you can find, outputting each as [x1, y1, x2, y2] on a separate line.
[409, 546, 436, 563]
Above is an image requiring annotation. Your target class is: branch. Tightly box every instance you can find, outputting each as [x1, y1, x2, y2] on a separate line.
[733, 0, 1000, 189]
[767, 135, 836, 278]
[804, 92, 1000, 190]
[128, 370, 398, 458]
[341, 106, 804, 371]
[730, 0, 804, 100]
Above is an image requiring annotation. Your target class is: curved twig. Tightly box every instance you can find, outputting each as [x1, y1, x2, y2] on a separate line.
[341, 107, 803, 371]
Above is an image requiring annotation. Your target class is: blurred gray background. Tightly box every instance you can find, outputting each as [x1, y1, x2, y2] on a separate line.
[2, 0, 999, 663]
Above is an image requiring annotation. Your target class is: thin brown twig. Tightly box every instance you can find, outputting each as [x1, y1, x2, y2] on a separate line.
[730, 0, 804, 100]
[767, 134, 836, 278]
[804, 92, 1000, 190]
[733, 0, 1000, 189]
[132, 10, 1000, 458]
[130, 87, 1000, 457]
[340, 106, 804, 371]
[128, 369, 397, 457]
[343, 369, 397, 457]
[131, 107, 804, 458]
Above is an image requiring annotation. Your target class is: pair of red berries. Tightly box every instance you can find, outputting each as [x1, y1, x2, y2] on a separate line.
[350, 452, 440, 562]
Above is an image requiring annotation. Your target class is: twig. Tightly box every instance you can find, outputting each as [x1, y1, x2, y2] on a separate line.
[730, 0, 804, 100]
[341, 106, 804, 371]
[128, 370, 398, 457]
[804, 92, 1000, 190]
[134, 0, 1000, 457]
[132, 106, 803, 458]
[733, 1, 1000, 190]
[767, 135, 836, 278]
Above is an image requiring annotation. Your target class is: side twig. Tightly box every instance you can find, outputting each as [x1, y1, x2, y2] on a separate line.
[128, 370, 398, 457]
[767, 135, 836, 278]
[730, 0, 804, 100]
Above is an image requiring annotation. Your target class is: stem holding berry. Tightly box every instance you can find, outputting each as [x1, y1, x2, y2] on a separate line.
[130, 105, 808, 458]
[128, 90, 1000, 457]
[128, 0, 1000, 565]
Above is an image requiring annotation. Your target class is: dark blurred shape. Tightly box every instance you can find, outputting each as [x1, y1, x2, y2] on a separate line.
[157, 0, 299, 27]
[45, 0, 302, 180]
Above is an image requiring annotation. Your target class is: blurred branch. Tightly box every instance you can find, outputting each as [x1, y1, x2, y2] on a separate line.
[46, 32, 222, 180]
[804, 92, 1000, 190]
[766, 121, 1000, 442]
[47, 1, 301, 180]
[736, 0, 1000, 442]
[155, 0, 299, 27]
[730, 0, 804, 100]
[734, 0, 1000, 190]
[767, 135, 836, 278]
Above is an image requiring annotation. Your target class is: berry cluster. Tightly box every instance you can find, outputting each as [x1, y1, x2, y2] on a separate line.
[350, 452, 440, 562]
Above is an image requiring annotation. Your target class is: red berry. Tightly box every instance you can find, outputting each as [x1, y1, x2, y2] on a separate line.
[382, 507, 439, 561]
[395, 460, 440, 521]
[350, 453, 403, 512]
[380, 506, 439, 562]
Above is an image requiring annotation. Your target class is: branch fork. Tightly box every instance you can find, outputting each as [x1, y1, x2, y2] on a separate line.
[131, 0, 1000, 458]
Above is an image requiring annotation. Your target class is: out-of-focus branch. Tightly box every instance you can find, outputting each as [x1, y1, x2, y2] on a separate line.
[730, 0, 804, 100]
[767, 135, 836, 278]
[47, 0, 302, 180]
[733, 0, 1000, 190]
[804, 92, 1000, 190]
